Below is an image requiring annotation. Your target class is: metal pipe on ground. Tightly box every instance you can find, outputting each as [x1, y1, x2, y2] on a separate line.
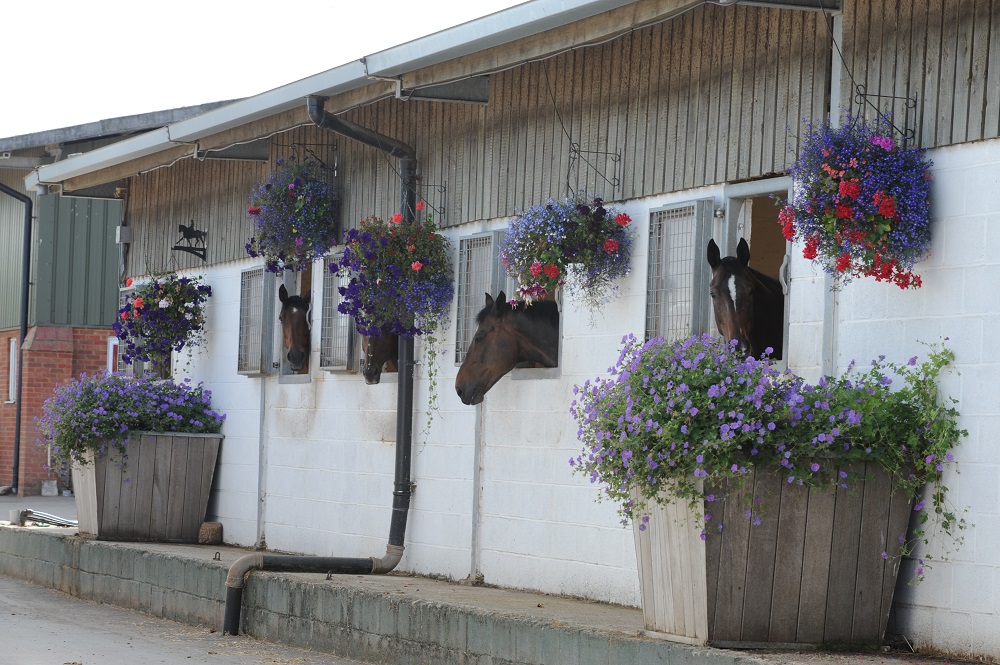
[223, 98, 418, 636]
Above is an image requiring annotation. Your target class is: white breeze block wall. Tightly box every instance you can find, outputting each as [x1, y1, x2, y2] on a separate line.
[826, 138, 1000, 659]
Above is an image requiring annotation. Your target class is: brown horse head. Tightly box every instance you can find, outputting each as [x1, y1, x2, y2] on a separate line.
[707, 238, 784, 360]
[278, 284, 311, 372]
[361, 332, 399, 385]
[455, 292, 559, 405]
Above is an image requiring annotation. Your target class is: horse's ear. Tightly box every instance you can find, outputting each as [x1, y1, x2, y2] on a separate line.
[301, 290, 311, 305]
[736, 237, 751, 266]
[484, 293, 495, 309]
[707, 239, 722, 269]
[279, 284, 289, 303]
[496, 291, 507, 306]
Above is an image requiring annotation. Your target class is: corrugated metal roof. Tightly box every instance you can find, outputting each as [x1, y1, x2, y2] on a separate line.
[23, 0, 643, 191]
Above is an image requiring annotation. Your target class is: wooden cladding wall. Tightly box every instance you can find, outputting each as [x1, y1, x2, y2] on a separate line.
[124, 156, 270, 277]
[841, 0, 1000, 148]
[335, 4, 832, 229]
[125, 3, 832, 269]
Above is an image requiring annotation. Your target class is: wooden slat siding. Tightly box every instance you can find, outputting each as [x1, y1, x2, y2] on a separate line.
[770, 10, 789, 173]
[712, 473, 752, 641]
[100, 450, 123, 539]
[115, 443, 138, 541]
[794, 481, 835, 643]
[605, 39, 625, 200]
[634, 491, 709, 642]
[149, 437, 173, 541]
[181, 437, 206, 539]
[919, 1, 943, 146]
[889, 0, 913, 139]
[936, 0, 960, 143]
[660, 17, 681, 194]
[685, 10, 704, 190]
[727, 8, 748, 180]
[621, 29, 643, 201]
[132, 437, 157, 540]
[968, 0, 991, 141]
[782, 11, 805, 169]
[987, 0, 1000, 137]
[953, 1, 977, 142]
[164, 434, 189, 540]
[767, 479, 809, 643]
[640, 22, 661, 199]
[704, 487, 724, 637]
[851, 461, 893, 643]
[714, 8, 735, 186]
[879, 483, 914, 640]
[741, 470, 781, 641]
[749, 10, 769, 178]
[515, 64, 532, 209]
[823, 466, 865, 643]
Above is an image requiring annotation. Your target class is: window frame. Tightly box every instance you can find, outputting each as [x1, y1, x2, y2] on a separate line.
[237, 267, 276, 377]
[319, 252, 358, 373]
[644, 199, 714, 343]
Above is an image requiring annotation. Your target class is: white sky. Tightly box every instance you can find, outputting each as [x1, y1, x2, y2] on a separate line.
[1, 0, 526, 139]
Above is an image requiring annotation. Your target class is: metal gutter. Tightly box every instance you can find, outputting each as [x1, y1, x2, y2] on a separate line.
[24, 0, 635, 190]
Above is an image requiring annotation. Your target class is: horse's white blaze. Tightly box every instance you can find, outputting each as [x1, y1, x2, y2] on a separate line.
[727, 275, 737, 308]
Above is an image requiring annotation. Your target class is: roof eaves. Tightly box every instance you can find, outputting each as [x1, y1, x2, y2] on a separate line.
[25, 0, 635, 190]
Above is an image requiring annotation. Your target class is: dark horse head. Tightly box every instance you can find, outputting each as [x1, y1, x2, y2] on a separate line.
[278, 284, 311, 372]
[455, 292, 560, 405]
[707, 238, 784, 360]
[362, 332, 399, 385]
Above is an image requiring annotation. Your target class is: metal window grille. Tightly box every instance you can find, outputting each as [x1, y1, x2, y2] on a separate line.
[320, 255, 355, 370]
[645, 201, 712, 342]
[238, 267, 275, 375]
[7, 337, 16, 401]
[455, 232, 505, 364]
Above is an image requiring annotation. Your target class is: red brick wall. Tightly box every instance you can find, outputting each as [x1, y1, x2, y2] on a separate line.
[0, 326, 112, 495]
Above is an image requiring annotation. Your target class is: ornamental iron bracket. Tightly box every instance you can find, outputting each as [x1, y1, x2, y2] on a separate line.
[854, 86, 919, 147]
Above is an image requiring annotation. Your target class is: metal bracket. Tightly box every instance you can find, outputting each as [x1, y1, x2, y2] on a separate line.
[568, 144, 621, 194]
[854, 86, 918, 147]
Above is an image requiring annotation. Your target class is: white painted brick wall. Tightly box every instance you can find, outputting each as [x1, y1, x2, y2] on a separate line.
[832, 139, 1000, 658]
[176, 139, 1000, 658]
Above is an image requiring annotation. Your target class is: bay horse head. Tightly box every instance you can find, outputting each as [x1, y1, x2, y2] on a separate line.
[707, 237, 784, 360]
[455, 292, 559, 405]
[278, 284, 311, 372]
[361, 332, 399, 385]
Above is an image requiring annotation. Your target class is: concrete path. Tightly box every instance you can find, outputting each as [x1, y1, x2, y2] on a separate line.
[0, 498, 968, 665]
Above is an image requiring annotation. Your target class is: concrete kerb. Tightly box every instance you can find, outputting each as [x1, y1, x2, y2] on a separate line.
[0, 523, 875, 665]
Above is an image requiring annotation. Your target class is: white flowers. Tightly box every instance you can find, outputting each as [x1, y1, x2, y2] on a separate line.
[158, 299, 170, 309]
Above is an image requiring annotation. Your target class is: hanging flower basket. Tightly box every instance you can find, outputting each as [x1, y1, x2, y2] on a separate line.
[331, 205, 454, 338]
[777, 113, 933, 289]
[113, 274, 212, 374]
[499, 193, 635, 313]
[247, 156, 339, 272]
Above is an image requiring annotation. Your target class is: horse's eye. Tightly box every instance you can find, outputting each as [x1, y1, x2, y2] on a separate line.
[473, 334, 485, 344]
[709, 291, 716, 299]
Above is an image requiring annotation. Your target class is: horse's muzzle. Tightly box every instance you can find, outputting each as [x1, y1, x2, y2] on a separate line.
[287, 350, 306, 371]
[455, 383, 484, 406]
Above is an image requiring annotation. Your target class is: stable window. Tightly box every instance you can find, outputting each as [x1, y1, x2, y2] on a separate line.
[645, 201, 714, 342]
[6, 337, 16, 402]
[720, 178, 792, 363]
[319, 254, 357, 372]
[277, 267, 312, 381]
[455, 231, 507, 364]
[237, 267, 275, 376]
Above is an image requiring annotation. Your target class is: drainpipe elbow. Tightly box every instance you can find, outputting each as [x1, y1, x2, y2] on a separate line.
[226, 552, 266, 589]
[306, 96, 326, 126]
[371, 544, 405, 574]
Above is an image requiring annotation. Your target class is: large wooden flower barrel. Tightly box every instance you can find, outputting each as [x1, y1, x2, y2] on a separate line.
[633, 461, 913, 647]
[72, 432, 223, 543]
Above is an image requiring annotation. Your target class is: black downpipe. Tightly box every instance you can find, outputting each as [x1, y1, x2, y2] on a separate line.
[223, 98, 418, 636]
[0, 183, 33, 495]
